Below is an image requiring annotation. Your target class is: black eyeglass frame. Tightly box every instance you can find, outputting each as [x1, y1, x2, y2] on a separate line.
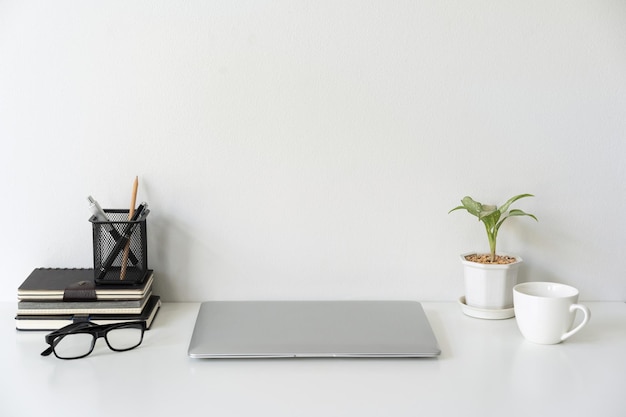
[41, 320, 146, 360]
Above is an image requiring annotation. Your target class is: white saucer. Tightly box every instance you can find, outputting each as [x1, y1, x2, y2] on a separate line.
[458, 296, 515, 320]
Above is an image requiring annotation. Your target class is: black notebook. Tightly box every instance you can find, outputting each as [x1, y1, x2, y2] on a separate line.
[17, 268, 153, 301]
[16, 295, 161, 331]
[17, 291, 153, 314]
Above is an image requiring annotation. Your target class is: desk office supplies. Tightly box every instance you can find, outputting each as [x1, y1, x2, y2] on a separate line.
[15, 268, 160, 330]
[188, 300, 441, 358]
[87, 196, 139, 265]
[120, 176, 139, 280]
[93, 203, 149, 283]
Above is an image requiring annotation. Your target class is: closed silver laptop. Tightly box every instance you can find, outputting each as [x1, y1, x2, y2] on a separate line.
[188, 300, 441, 358]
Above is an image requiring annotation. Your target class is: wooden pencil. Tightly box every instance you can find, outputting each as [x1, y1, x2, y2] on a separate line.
[120, 176, 138, 280]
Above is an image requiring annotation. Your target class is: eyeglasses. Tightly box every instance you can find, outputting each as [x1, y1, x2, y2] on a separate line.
[41, 321, 146, 360]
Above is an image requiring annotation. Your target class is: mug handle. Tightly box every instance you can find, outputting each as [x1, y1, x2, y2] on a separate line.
[561, 304, 591, 342]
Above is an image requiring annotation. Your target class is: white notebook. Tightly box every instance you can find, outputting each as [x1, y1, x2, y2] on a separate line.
[188, 300, 441, 359]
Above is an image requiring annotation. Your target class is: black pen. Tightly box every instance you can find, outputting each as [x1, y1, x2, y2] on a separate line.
[96, 203, 149, 281]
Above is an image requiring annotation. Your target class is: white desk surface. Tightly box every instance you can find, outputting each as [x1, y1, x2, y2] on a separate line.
[2, 301, 625, 417]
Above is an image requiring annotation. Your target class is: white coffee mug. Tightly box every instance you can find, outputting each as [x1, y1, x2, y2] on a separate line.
[513, 282, 590, 344]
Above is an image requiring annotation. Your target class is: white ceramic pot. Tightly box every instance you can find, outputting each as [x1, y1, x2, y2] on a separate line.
[461, 252, 522, 310]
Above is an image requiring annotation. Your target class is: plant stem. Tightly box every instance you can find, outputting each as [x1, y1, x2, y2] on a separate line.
[486, 224, 496, 262]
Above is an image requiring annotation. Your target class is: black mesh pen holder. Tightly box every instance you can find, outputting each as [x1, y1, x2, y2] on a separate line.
[90, 209, 150, 285]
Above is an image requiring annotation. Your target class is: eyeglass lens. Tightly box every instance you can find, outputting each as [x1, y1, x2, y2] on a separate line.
[51, 324, 144, 359]
[53, 333, 95, 359]
[106, 326, 144, 351]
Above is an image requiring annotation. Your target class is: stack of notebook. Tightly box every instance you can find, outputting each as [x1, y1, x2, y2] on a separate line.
[15, 268, 161, 330]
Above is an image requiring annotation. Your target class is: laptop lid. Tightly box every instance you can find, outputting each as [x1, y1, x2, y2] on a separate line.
[187, 300, 441, 358]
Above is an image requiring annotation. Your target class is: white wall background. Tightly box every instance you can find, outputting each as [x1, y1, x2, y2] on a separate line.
[1, 0, 625, 302]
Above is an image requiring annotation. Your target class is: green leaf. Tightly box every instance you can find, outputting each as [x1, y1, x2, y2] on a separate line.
[460, 196, 483, 217]
[478, 205, 497, 220]
[481, 210, 500, 230]
[507, 209, 538, 222]
[497, 193, 534, 215]
[448, 205, 466, 214]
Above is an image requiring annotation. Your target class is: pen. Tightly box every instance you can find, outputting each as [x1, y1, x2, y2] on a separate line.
[96, 202, 148, 281]
[87, 196, 118, 238]
[87, 195, 139, 265]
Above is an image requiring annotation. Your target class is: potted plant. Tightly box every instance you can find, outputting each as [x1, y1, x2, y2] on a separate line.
[449, 193, 537, 318]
